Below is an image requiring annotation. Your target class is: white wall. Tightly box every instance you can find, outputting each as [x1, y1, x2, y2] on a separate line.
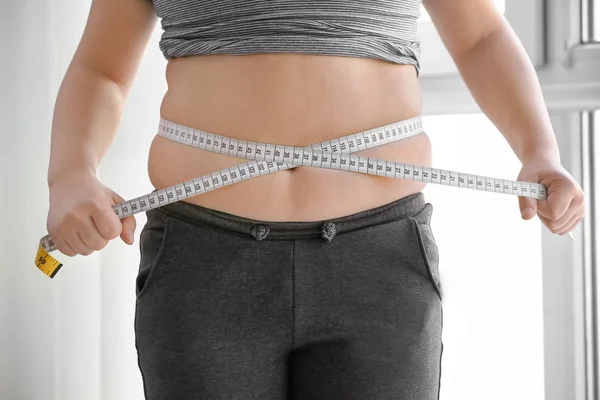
[1, 1, 98, 398]
[0, 1, 165, 399]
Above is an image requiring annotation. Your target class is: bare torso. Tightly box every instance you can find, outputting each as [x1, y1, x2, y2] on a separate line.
[148, 54, 431, 221]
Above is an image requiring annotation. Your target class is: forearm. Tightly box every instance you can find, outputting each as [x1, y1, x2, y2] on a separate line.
[453, 19, 560, 164]
[48, 62, 128, 187]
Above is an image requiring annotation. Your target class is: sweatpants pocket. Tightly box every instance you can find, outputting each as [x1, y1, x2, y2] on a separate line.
[136, 209, 171, 300]
[409, 203, 443, 302]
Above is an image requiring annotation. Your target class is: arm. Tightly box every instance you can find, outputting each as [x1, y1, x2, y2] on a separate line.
[47, 0, 156, 256]
[48, 0, 157, 186]
[422, 0, 559, 164]
[423, 0, 585, 234]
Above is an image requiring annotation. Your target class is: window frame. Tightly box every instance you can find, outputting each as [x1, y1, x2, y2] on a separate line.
[582, 0, 600, 42]
[419, 0, 600, 114]
[583, 110, 600, 400]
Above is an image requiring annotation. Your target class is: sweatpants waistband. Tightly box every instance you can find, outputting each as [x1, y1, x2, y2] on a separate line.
[153, 191, 429, 241]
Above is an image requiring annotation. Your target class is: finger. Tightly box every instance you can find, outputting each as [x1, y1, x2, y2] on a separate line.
[119, 215, 137, 245]
[556, 214, 582, 235]
[539, 211, 575, 234]
[519, 195, 538, 220]
[90, 203, 122, 241]
[538, 197, 577, 233]
[65, 232, 93, 256]
[110, 191, 137, 245]
[540, 209, 578, 234]
[537, 187, 573, 221]
[79, 216, 109, 251]
[540, 211, 576, 234]
[53, 237, 77, 257]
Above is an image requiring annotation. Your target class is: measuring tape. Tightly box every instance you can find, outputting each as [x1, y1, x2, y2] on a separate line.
[36, 115, 548, 278]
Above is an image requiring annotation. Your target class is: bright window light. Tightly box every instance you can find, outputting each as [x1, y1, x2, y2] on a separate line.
[421, 113, 544, 400]
[418, 0, 506, 23]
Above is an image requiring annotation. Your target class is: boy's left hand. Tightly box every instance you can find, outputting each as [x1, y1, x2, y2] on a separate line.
[517, 158, 586, 236]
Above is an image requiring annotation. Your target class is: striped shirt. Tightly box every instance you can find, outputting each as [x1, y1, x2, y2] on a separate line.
[149, 0, 423, 76]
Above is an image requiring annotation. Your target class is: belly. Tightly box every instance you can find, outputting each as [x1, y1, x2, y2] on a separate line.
[148, 54, 431, 221]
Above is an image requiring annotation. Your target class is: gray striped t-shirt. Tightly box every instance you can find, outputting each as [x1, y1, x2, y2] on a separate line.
[149, 0, 423, 76]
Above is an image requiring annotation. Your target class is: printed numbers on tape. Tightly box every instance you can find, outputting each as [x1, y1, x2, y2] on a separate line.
[35, 116, 548, 278]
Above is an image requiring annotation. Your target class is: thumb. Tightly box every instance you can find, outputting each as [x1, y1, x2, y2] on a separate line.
[517, 167, 540, 220]
[519, 195, 538, 220]
[110, 191, 137, 245]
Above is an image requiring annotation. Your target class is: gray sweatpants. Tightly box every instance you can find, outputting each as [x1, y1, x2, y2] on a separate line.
[134, 191, 443, 400]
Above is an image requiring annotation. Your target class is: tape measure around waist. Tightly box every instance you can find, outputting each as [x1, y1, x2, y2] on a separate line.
[36, 115, 547, 278]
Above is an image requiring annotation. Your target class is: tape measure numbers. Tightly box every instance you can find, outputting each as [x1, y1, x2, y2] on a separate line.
[36, 115, 548, 278]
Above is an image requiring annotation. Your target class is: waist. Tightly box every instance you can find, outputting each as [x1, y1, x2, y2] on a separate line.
[149, 54, 430, 221]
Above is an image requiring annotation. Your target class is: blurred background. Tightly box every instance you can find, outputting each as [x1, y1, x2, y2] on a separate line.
[0, 1, 598, 399]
